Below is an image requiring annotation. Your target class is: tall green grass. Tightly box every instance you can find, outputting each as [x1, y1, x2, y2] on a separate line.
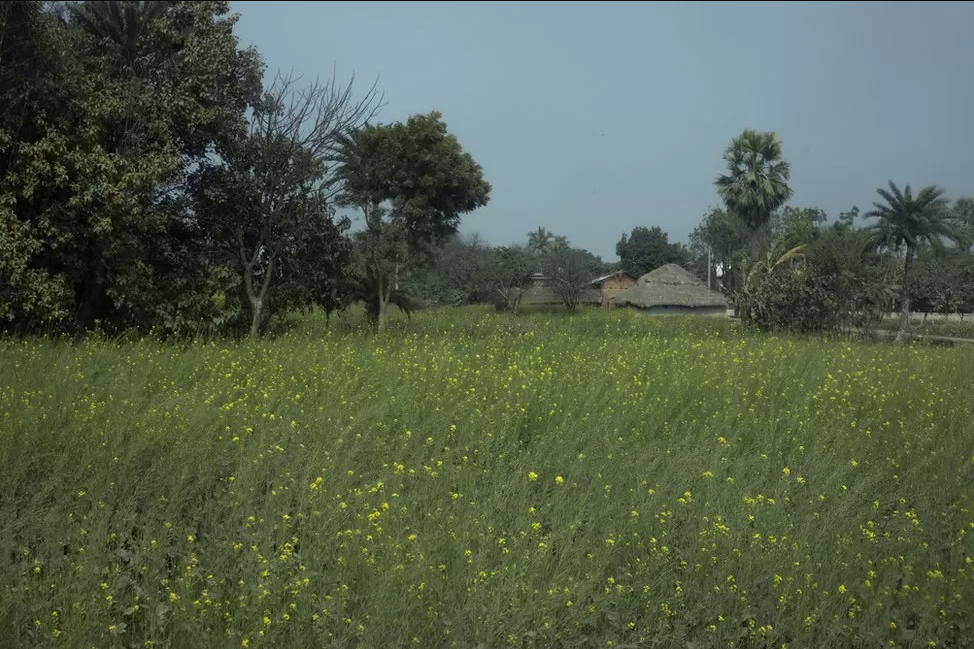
[2, 307, 973, 648]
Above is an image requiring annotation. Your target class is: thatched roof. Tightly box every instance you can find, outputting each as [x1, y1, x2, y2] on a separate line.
[612, 264, 728, 309]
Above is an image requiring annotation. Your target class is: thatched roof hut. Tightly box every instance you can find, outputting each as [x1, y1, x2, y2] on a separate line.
[612, 264, 728, 315]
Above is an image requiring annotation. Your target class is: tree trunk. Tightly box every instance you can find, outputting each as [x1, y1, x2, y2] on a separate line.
[376, 296, 389, 333]
[374, 269, 389, 334]
[244, 267, 262, 338]
[248, 297, 263, 338]
[894, 245, 916, 343]
[244, 257, 274, 339]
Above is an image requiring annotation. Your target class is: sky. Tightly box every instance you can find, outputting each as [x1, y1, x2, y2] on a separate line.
[231, 1, 974, 260]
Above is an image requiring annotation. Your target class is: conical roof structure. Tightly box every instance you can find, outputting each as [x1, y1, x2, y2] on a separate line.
[612, 264, 728, 309]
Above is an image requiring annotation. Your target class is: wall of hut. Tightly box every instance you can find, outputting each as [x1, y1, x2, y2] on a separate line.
[634, 305, 728, 316]
[597, 274, 637, 308]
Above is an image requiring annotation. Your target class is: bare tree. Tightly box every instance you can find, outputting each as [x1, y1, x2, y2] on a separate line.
[195, 69, 383, 337]
[486, 244, 533, 313]
[548, 243, 599, 314]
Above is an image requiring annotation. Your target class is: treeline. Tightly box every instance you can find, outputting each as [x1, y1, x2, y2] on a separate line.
[4, 4, 972, 340]
[0, 1, 489, 336]
[684, 128, 974, 340]
[408, 229, 615, 314]
[414, 175, 974, 341]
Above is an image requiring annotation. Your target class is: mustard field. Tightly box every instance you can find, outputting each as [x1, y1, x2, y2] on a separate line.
[2, 307, 973, 648]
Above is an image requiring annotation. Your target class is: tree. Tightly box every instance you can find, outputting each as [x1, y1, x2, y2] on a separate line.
[194, 71, 379, 337]
[715, 129, 793, 231]
[807, 220, 898, 332]
[911, 247, 974, 317]
[408, 233, 502, 307]
[547, 240, 600, 314]
[0, 2, 75, 331]
[771, 206, 827, 249]
[838, 206, 860, 229]
[615, 225, 688, 278]
[688, 207, 751, 292]
[527, 227, 553, 255]
[0, 1, 264, 334]
[864, 181, 970, 342]
[65, 1, 173, 71]
[953, 199, 974, 252]
[484, 244, 534, 313]
[336, 111, 491, 332]
[954, 197, 974, 224]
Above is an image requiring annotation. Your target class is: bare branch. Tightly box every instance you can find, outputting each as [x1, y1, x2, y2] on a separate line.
[250, 66, 385, 202]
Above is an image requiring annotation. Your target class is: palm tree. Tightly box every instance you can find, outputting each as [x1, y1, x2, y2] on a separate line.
[864, 181, 969, 342]
[527, 227, 553, 275]
[65, 1, 171, 69]
[715, 129, 793, 231]
[527, 227, 553, 255]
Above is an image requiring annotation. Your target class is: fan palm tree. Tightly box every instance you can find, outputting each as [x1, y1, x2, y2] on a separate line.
[864, 181, 969, 342]
[715, 129, 793, 231]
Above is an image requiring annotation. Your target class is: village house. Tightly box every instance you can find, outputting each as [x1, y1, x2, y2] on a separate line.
[589, 270, 637, 308]
[612, 264, 729, 315]
[519, 271, 635, 308]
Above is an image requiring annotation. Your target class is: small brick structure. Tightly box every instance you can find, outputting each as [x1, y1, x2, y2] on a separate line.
[590, 271, 637, 308]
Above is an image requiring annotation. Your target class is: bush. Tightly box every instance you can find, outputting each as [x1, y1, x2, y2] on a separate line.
[740, 265, 839, 334]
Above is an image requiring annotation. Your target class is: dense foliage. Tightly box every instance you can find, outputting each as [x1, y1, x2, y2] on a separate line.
[335, 112, 491, 331]
[1, 5, 972, 339]
[0, 2, 488, 337]
[615, 226, 689, 279]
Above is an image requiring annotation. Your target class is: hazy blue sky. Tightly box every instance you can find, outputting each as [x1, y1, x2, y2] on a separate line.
[231, 1, 974, 260]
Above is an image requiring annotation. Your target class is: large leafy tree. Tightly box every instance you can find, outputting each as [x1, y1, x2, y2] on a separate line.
[0, 1, 75, 330]
[688, 207, 751, 291]
[771, 206, 827, 250]
[615, 225, 688, 278]
[0, 1, 263, 334]
[954, 198, 974, 238]
[410, 233, 498, 307]
[715, 129, 793, 231]
[911, 247, 974, 316]
[336, 111, 491, 332]
[65, 1, 172, 73]
[864, 181, 970, 342]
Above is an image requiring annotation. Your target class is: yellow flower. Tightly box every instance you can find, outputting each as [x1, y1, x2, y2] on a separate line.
[554, 475, 564, 485]
[528, 471, 538, 481]
[782, 467, 791, 476]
